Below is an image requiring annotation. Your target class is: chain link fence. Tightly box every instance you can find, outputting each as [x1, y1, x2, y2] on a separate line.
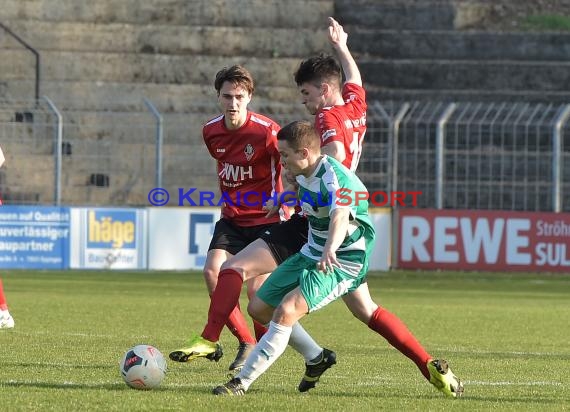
[0, 99, 58, 203]
[1, 98, 569, 211]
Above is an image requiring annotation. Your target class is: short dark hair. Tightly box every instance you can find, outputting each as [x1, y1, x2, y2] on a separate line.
[277, 120, 320, 152]
[214, 65, 255, 95]
[294, 53, 342, 89]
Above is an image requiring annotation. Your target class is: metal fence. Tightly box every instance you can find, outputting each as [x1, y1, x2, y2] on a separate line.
[1, 98, 569, 211]
[0, 99, 59, 204]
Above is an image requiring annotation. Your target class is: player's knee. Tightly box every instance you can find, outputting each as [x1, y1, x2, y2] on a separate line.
[203, 266, 217, 279]
[220, 260, 247, 278]
[346, 300, 378, 323]
[247, 297, 273, 324]
[273, 298, 303, 324]
[202, 268, 219, 293]
[351, 307, 373, 323]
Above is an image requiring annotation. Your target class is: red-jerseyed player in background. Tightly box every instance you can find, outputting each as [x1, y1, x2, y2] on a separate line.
[0, 144, 15, 329]
[169, 65, 286, 371]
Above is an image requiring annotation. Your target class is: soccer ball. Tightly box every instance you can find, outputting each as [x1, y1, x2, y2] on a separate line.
[120, 345, 167, 390]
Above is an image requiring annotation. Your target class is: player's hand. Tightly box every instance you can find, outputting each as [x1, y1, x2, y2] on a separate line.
[317, 248, 339, 274]
[328, 17, 348, 48]
[263, 200, 280, 217]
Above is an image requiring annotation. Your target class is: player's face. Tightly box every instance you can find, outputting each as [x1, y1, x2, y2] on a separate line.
[218, 81, 252, 129]
[278, 140, 306, 176]
[298, 82, 326, 115]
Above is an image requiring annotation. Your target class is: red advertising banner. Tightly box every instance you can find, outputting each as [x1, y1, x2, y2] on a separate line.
[397, 209, 570, 272]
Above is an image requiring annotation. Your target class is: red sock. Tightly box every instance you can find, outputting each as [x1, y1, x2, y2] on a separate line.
[225, 303, 256, 344]
[202, 269, 255, 344]
[368, 307, 431, 380]
[253, 320, 267, 341]
[0, 279, 8, 311]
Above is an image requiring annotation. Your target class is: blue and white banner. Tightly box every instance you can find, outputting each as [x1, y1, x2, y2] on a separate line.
[0, 206, 71, 269]
[148, 208, 220, 270]
[70, 208, 147, 269]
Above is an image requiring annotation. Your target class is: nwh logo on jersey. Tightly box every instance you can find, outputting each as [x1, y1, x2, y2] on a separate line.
[219, 163, 253, 182]
[87, 210, 136, 249]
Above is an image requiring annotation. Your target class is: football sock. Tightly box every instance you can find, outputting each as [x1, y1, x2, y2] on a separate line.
[226, 304, 256, 345]
[202, 269, 255, 344]
[253, 320, 267, 341]
[308, 351, 324, 365]
[288, 322, 323, 362]
[368, 307, 431, 380]
[0, 279, 8, 311]
[237, 321, 292, 390]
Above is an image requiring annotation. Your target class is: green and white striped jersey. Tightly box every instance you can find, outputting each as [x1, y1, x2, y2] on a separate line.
[296, 155, 376, 276]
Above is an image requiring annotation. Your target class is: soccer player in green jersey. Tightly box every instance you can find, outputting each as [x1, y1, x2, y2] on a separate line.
[177, 17, 463, 399]
[213, 120, 378, 394]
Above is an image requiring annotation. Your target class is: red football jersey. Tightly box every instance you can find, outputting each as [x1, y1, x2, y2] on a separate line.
[203, 111, 283, 226]
[315, 82, 367, 171]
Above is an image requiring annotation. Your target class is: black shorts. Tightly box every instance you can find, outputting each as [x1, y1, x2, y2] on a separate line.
[209, 218, 279, 255]
[259, 213, 309, 265]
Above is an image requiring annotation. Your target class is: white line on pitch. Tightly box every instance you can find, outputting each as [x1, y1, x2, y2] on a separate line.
[442, 348, 569, 357]
[467, 380, 564, 386]
[5, 330, 147, 339]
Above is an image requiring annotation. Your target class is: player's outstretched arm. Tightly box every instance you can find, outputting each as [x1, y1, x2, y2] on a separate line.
[328, 17, 362, 87]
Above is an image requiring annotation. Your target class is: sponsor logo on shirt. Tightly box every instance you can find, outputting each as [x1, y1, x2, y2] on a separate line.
[219, 162, 253, 182]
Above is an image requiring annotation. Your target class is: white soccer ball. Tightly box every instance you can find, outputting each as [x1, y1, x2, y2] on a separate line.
[120, 344, 167, 390]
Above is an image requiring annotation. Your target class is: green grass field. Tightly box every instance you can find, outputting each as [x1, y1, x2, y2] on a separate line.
[0, 270, 568, 411]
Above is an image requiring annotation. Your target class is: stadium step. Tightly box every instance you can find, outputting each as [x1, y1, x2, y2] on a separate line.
[359, 58, 570, 93]
[1, 79, 306, 114]
[366, 86, 570, 104]
[1, 19, 329, 58]
[347, 28, 570, 62]
[0, 50, 308, 99]
[0, 0, 333, 27]
[335, 0, 493, 30]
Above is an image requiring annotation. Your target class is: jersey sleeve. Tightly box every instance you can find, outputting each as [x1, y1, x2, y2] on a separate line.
[265, 121, 281, 156]
[267, 122, 284, 193]
[315, 110, 345, 147]
[342, 83, 367, 112]
[202, 127, 216, 158]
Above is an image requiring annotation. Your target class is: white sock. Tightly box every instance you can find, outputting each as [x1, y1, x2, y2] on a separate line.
[237, 321, 292, 390]
[288, 322, 323, 362]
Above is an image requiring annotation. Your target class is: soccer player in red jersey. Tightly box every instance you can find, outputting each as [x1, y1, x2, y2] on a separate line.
[0, 145, 15, 329]
[169, 65, 286, 370]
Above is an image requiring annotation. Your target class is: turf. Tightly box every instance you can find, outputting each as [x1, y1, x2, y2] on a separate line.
[0, 270, 568, 411]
